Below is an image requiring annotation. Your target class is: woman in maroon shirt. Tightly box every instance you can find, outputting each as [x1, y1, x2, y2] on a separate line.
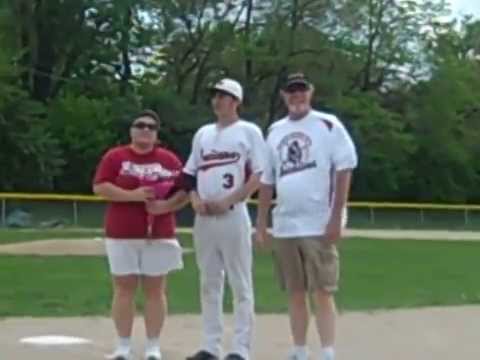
[93, 110, 188, 360]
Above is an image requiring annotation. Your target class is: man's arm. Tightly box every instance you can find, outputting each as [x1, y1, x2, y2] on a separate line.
[256, 183, 273, 229]
[180, 172, 209, 216]
[190, 190, 208, 215]
[331, 169, 352, 218]
[146, 190, 190, 215]
[167, 190, 190, 212]
[324, 169, 352, 243]
[255, 183, 274, 245]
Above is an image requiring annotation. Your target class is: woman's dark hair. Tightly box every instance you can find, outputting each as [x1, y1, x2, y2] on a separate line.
[134, 109, 160, 124]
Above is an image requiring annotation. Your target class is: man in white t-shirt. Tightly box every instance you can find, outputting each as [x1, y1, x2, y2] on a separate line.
[183, 78, 266, 360]
[256, 73, 358, 360]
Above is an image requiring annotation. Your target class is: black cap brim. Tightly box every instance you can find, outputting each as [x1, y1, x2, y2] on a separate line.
[283, 79, 311, 90]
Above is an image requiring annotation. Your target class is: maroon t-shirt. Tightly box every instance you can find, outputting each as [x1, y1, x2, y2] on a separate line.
[93, 145, 182, 239]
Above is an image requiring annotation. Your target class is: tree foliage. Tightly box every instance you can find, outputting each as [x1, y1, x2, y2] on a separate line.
[1, 0, 479, 202]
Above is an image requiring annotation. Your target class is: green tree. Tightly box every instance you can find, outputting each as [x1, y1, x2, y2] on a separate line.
[405, 18, 480, 202]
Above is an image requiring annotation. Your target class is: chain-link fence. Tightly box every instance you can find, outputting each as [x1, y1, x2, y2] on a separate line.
[2, 194, 480, 230]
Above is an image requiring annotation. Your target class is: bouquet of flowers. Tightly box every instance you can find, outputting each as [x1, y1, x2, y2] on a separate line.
[140, 178, 175, 238]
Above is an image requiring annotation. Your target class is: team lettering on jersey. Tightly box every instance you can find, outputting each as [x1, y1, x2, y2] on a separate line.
[198, 148, 241, 171]
[120, 161, 178, 181]
[277, 132, 317, 177]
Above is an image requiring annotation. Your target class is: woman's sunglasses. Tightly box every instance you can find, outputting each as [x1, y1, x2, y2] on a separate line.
[131, 122, 158, 131]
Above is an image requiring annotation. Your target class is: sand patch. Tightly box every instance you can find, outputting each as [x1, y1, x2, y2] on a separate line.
[1, 306, 478, 359]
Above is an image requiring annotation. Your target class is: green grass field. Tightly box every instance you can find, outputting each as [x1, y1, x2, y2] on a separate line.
[0, 230, 479, 317]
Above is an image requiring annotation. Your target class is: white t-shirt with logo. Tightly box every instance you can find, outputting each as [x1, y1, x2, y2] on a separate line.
[184, 120, 266, 203]
[261, 110, 358, 238]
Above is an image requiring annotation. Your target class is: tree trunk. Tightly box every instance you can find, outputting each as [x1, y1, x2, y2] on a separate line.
[119, 7, 133, 96]
[243, 0, 254, 103]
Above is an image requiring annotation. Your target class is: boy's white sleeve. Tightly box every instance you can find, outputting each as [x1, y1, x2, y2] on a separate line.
[183, 130, 202, 176]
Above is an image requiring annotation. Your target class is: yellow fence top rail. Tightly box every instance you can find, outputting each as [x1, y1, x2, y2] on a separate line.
[0, 193, 103, 202]
[348, 202, 480, 210]
[2, 192, 480, 210]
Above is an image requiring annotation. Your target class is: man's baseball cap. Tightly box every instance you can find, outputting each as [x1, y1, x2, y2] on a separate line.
[210, 78, 243, 102]
[283, 72, 312, 91]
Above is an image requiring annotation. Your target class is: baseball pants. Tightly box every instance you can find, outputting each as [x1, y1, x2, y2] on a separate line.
[193, 204, 254, 359]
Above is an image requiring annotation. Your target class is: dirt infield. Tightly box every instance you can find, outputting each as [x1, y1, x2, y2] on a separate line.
[1, 306, 478, 359]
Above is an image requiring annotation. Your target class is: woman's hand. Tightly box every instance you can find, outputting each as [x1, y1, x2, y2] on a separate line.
[146, 200, 171, 215]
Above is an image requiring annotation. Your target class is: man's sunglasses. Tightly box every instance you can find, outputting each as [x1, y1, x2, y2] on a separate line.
[284, 83, 309, 93]
[131, 122, 158, 131]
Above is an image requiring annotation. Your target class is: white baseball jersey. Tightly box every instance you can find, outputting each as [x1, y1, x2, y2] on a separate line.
[184, 120, 266, 202]
[184, 119, 265, 359]
[261, 110, 358, 238]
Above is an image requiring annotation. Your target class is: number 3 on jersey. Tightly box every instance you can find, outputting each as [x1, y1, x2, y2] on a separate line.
[223, 173, 234, 189]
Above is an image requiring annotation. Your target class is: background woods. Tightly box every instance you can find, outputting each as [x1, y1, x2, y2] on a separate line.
[0, 0, 479, 203]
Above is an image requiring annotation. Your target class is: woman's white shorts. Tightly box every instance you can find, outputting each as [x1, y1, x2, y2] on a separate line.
[105, 238, 183, 276]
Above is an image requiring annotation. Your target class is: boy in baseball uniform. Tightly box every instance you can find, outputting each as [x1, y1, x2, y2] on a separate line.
[183, 79, 266, 360]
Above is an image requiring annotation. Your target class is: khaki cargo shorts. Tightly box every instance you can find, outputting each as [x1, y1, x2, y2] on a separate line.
[272, 236, 339, 293]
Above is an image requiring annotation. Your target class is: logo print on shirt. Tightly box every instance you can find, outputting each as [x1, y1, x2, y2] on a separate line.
[120, 162, 178, 181]
[278, 132, 317, 177]
[198, 149, 241, 171]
